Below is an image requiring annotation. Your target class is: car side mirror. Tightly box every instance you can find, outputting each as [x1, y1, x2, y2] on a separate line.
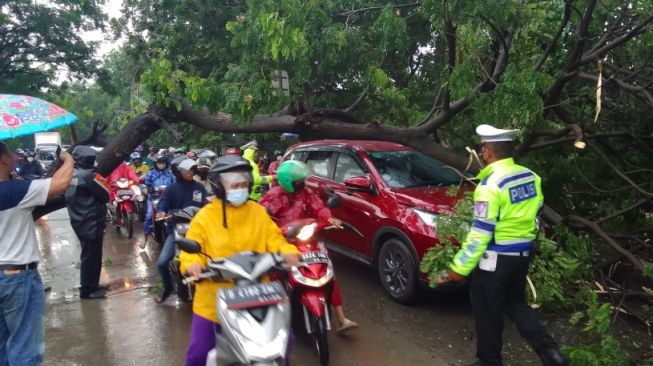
[326, 194, 342, 208]
[344, 176, 372, 191]
[175, 238, 201, 253]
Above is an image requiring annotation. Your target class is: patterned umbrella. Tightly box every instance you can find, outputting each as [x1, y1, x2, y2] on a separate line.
[0, 94, 77, 140]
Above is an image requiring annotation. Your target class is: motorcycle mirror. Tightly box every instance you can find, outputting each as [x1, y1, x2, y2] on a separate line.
[175, 238, 202, 254]
[326, 194, 342, 208]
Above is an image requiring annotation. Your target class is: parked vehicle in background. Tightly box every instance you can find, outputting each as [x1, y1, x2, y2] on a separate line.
[283, 140, 468, 304]
[35, 132, 62, 169]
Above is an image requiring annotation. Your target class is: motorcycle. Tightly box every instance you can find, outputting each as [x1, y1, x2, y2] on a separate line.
[110, 178, 137, 238]
[135, 183, 147, 222]
[178, 240, 291, 366]
[149, 185, 168, 247]
[282, 219, 336, 366]
[164, 206, 200, 303]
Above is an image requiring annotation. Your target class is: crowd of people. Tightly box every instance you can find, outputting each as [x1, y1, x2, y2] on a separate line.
[0, 126, 568, 366]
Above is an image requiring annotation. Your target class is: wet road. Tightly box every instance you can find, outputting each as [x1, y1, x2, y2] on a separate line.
[40, 209, 561, 365]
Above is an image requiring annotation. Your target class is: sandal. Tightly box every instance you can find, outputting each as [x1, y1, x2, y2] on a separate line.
[336, 318, 359, 334]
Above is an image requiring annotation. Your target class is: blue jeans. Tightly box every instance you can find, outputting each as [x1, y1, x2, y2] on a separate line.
[157, 233, 176, 295]
[0, 269, 45, 366]
[144, 200, 154, 236]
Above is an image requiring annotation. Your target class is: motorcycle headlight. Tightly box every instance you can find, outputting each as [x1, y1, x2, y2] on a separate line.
[412, 208, 438, 229]
[296, 223, 317, 241]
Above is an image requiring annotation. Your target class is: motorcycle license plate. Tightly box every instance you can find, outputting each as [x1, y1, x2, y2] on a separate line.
[222, 281, 287, 310]
[117, 189, 133, 196]
[301, 251, 329, 265]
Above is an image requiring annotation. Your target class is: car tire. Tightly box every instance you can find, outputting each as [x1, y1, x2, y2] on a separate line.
[377, 238, 418, 305]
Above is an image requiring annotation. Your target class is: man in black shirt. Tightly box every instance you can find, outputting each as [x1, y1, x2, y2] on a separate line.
[154, 158, 208, 303]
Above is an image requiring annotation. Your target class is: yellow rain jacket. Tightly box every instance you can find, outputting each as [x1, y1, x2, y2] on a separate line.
[242, 147, 272, 201]
[180, 199, 299, 323]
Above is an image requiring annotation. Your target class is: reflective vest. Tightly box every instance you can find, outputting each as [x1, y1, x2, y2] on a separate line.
[243, 148, 272, 201]
[450, 158, 544, 276]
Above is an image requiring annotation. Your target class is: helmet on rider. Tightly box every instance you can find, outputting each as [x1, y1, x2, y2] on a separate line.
[155, 155, 168, 170]
[173, 148, 186, 158]
[130, 152, 143, 166]
[25, 151, 36, 163]
[170, 155, 188, 180]
[197, 157, 212, 180]
[207, 155, 252, 200]
[277, 160, 311, 193]
[135, 145, 144, 153]
[273, 150, 283, 159]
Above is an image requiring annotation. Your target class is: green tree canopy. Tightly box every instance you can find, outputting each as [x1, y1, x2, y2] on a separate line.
[0, 0, 106, 94]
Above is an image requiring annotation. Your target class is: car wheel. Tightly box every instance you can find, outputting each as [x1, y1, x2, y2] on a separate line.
[377, 238, 418, 304]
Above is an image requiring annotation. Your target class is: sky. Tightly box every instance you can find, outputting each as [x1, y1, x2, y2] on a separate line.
[82, 0, 124, 58]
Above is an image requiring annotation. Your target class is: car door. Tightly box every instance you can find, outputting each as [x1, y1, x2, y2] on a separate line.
[321, 151, 378, 260]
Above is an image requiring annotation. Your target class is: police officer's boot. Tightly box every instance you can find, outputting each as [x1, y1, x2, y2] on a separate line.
[538, 347, 568, 366]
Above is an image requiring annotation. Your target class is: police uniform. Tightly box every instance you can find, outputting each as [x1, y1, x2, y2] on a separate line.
[450, 125, 566, 366]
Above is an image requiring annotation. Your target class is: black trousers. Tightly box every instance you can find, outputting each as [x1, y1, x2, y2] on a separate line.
[469, 255, 557, 366]
[78, 231, 104, 295]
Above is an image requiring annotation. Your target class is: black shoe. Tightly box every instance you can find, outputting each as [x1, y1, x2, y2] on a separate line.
[539, 347, 568, 366]
[80, 289, 107, 299]
[96, 284, 110, 291]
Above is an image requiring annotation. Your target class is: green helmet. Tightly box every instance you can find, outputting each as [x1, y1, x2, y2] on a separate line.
[277, 160, 311, 193]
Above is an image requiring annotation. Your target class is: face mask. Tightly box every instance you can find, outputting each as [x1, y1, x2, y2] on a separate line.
[156, 163, 166, 170]
[226, 188, 249, 206]
[27, 157, 34, 162]
[198, 170, 208, 180]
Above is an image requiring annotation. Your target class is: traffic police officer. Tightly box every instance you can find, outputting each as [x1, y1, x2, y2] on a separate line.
[440, 124, 567, 366]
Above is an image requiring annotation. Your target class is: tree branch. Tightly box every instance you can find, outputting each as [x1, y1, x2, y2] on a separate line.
[154, 116, 183, 142]
[589, 143, 653, 197]
[514, 124, 584, 156]
[567, 215, 645, 271]
[596, 199, 649, 225]
[580, 13, 653, 66]
[575, 71, 653, 107]
[534, 0, 573, 71]
[415, 27, 514, 133]
[337, 2, 422, 19]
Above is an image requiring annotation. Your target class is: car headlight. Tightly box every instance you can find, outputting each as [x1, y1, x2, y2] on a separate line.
[412, 208, 438, 229]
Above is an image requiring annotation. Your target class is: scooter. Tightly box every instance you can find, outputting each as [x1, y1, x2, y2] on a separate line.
[135, 183, 147, 222]
[150, 185, 168, 247]
[178, 240, 291, 366]
[165, 206, 200, 302]
[110, 177, 137, 238]
[282, 219, 336, 366]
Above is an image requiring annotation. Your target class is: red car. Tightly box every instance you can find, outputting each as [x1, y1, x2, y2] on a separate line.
[283, 140, 466, 304]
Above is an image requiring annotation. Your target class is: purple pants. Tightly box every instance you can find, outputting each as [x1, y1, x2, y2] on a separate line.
[186, 314, 221, 366]
[186, 313, 293, 366]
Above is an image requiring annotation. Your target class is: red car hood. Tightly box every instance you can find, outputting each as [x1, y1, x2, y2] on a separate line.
[392, 186, 472, 213]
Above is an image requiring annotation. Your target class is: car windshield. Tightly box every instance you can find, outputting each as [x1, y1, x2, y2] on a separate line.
[368, 150, 461, 188]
